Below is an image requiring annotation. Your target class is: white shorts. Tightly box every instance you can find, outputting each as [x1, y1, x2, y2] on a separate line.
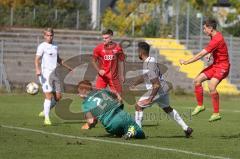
[137, 81, 170, 108]
[39, 69, 62, 93]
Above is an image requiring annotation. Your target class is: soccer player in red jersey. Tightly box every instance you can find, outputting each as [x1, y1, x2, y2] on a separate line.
[179, 18, 230, 122]
[92, 29, 125, 101]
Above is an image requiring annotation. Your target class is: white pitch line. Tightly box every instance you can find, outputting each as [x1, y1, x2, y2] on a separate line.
[1, 125, 231, 159]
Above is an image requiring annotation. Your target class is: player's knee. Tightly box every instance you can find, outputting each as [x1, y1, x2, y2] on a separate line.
[208, 88, 217, 94]
[194, 78, 202, 85]
[44, 93, 53, 100]
[135, 104, 142, 111]
[55, 94, 62, 101]
[208, 85, 217, 93]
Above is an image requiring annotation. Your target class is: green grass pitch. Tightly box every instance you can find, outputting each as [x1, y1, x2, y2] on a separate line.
[0, 93, 240, 159]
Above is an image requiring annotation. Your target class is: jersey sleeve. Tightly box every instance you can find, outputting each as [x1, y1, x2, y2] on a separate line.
[36, 44, 44, 56]
[145, 61, 160, 80]
[146, 63, 159, 80]
[204, 38, 220, 53]
[82, 103, 91, 113]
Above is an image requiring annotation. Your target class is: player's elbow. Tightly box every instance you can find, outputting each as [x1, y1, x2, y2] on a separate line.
[152, 83, 160, 89]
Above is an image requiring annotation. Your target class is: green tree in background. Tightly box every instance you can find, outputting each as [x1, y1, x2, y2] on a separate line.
[188, 0, 240, 36]
[0, 0, 91, 29]
[102, 0, 161, 36]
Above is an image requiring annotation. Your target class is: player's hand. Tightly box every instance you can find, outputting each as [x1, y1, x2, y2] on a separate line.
[120, 76, 125, 83]
[35, 69, 41, 76]
[179, 59, 187, 65]
[137, 98, 152, 107]
[205, 54, 212, 62]
[81, 123, 90, 130]
[98, 69, 105, 76]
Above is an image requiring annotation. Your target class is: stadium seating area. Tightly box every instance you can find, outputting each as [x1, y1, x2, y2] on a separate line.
[0, 28, 239, 94]
[146, 38, 240, 94]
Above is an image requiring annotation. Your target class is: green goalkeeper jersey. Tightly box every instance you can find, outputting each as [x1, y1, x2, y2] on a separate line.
[82, 89, 122, 127]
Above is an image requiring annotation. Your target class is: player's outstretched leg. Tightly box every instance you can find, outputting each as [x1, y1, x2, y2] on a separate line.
[163, 106, 193, 138]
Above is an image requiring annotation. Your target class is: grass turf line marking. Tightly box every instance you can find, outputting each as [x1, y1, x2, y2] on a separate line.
[1, 124, 230, 159]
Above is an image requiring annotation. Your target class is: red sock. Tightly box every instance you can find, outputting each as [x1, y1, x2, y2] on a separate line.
[210, 92, 219, 113]
[194, 84, 203, 106]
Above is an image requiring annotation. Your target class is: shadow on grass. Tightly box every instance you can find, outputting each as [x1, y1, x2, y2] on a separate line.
[142, 124, 159, 127]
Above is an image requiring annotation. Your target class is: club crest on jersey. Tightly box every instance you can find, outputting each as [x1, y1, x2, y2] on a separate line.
[112, 49, 118, 53]
[104, 55, 115, 60]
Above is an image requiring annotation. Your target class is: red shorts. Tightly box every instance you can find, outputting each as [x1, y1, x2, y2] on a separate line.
[95, 75, 122, 94]
[201, 65, 229, 81]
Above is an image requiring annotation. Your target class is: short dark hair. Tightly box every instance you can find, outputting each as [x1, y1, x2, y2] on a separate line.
[138, 41, 150, 55]
[102, 29, 113, 36]
[203, 18, 217, 29]
[78, 80, 92, 91]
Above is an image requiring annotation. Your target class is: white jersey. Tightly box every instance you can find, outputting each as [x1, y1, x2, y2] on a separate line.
[143, 56, 164, 90]
[138, 56, 169, 108]
[36, 42, 58, 71]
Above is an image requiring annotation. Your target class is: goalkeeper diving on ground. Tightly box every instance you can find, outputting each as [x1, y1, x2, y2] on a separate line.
[78, 80, 145, 139]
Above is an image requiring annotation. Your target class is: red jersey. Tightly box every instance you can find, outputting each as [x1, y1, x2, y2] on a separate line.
[204, 32, 230, 69]
[93, 42, 125, 79]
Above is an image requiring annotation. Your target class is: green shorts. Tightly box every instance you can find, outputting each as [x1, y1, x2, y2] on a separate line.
[105, 110, 145, 139]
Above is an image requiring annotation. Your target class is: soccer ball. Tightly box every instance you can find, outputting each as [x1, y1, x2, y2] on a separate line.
[26, 82, 39, 95]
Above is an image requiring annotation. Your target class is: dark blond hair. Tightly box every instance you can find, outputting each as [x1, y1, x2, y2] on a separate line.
[44, 28, 54, 35]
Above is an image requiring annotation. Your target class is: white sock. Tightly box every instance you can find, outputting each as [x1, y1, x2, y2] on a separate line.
[135, 111, 143, 128]
[50, 98, 57, 109]
[168, 109, 188, 131]
[41, 98, 56, 113]
[44, 99, 51, 119]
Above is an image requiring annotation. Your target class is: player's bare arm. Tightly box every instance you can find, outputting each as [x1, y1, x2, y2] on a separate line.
[179, 49, 209, 65]
[35, 55, 41, 76]
[57, 55, 73, 71]
[92, 57, 105, 76]
[205, 53, 212, 62]
[118, 60, 125, 83]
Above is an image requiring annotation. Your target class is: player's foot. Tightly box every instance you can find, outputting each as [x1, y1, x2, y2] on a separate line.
[44, 117, 52, 125]
[191, 105, 205, 116]
[38, 111, 44, 117]
[81, 123, 90, 130]
[184, 127, 193, 138]
[209, 113, 221, 122]
[123, 126, 135, 140]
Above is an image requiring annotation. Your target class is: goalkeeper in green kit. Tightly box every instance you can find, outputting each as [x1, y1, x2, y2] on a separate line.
[78, 80, 145, 139]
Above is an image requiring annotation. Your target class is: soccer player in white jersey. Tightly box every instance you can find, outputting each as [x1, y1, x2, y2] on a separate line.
[131, 41, 193, 138]
[35, 28, 72, 125]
